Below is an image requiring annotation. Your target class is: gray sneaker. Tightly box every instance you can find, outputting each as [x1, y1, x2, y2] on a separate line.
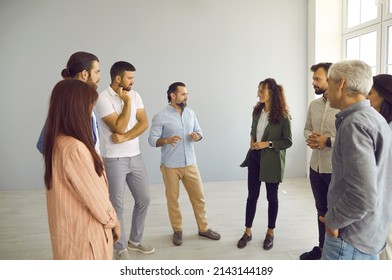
[173, 231, 183, 246]
[127, 242, 155, 254]
[114, 249, 131, 260]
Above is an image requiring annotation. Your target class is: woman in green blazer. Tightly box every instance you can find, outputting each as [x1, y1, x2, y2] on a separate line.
[237, 78, 292, 250]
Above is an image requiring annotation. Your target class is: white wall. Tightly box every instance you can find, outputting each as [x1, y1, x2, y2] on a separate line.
[0, 0, 309, 190]
[306, 0, 342, 175]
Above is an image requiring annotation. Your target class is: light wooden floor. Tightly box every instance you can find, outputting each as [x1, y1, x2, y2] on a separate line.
[0, 177, 318, 260]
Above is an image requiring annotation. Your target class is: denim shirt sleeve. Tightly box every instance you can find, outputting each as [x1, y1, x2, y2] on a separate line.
[148, 113, 163, 147]
[36, 120, 48, 155]
[326, 121, 378, 230]
[191, 110, 203, 137]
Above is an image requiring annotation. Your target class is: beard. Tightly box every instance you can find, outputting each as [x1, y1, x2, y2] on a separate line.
[314, 87, 326, 95]
[86, 78, 98, 90]
[176, 101, 187, 109]
[119, 82, 132, 91]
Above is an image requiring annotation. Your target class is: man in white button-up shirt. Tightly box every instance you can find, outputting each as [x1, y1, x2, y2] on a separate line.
[300, 62, 340, 260]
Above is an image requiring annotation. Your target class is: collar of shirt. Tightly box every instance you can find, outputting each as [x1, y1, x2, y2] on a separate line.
[335, 99, 370, 128]
[107, 85, 119, 97]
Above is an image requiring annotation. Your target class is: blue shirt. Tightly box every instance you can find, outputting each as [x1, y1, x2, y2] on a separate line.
[36, 111, 100, 155]
[148, 105, 202, 168]
[326, 100, 392, 255]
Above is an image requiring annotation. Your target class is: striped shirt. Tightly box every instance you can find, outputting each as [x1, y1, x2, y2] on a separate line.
[46, 136, 117, 259]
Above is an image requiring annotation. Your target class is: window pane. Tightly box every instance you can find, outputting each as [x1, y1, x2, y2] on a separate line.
[347, 0, 360, 28]
[388, 26, 392, 65]
[347, 0, 378, 28]
[387, 65, 392, 74]
[346, 36, 360, 59]
[360, 0, 378, 23]
[345, 31, 377, 70]
[360, 31, 377, 68]
[390, 0, 392, 14]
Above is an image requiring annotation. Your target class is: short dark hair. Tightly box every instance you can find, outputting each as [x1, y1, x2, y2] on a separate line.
[110, 61, 136, 81]
[61, 51, 99, 78]
[167, 82, 186, 103]
[310, 62, 332, 73]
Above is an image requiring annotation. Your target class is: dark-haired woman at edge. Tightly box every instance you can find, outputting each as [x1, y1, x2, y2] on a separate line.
[367, 74, 392, 260]
[237, 78, 292, 250]
[44, 79, 120, 259]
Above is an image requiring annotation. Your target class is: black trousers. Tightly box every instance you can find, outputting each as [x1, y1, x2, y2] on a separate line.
[245, 149, 279, 229]
[309, 167, 331, 248]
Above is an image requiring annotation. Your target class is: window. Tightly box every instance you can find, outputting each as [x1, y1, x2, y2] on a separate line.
[344, 28, 379, 74]
[343, 0, 384, 74]
[346, 0, 379, 28]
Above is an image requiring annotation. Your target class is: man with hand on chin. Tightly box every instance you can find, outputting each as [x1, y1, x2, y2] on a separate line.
[95, 61, 154, 260]
[148, 82, 221, 246]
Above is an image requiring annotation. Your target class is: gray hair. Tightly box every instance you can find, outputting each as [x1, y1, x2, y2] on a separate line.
[327, 60, 373, 97]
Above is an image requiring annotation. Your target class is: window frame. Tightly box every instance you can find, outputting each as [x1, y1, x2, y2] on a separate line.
[342, 0, 386, 75]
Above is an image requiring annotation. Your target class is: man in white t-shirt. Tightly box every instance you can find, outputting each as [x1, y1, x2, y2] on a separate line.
[95, 61, 154, 260]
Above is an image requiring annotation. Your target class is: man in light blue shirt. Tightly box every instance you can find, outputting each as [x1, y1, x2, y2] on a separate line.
[36, 51, 101, 155]
[148, 82, 221, 246]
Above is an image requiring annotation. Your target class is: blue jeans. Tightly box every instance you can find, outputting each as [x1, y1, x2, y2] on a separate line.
[321, 234, 379, 260]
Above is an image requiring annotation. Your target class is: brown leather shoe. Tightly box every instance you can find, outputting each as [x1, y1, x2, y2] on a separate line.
[237, 233, 252, 249]
[198, 229, 221, 240]
[173, 231, 183, 246]
[263, 233, 274, 250]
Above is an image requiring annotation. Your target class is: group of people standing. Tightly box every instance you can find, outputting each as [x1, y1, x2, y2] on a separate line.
[37, 51, 220, 260]
[299, 61, 392, 260]
[235, 60, 392, 261]
[38, 51, 392, 261]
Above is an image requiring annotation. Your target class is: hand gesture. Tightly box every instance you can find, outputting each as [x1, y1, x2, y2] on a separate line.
[189, 132, 201, 141]
[306, 132, 327, 150]
[166, 136, 182, 146]
[111, 133, 127, 144]
[116, 87, 131, 104]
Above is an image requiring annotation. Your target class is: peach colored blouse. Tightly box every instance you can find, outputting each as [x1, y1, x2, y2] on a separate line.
[46, 136, 117, 260]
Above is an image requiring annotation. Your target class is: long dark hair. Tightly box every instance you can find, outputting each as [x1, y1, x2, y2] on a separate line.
[61, 51, 99, 78]
[44, 79, 104, 190]
[372, 74, 392, 124]
[253, 78, 289, 124]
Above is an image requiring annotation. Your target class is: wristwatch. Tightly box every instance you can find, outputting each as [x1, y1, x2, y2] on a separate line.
[326, 137, 331, 148]
[268, 141, 273, 148]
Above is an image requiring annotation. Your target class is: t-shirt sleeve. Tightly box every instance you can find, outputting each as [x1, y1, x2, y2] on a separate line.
[95, 92, 114, 119]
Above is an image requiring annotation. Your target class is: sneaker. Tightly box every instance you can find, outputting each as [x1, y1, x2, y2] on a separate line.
[114, 249, 131, 260]
[299, 246, 322, 260]
[198, 228, 221, 240]
[127, 242, 155, 254]
[172, 231, 183, 246]
[237, 233, 252, 249]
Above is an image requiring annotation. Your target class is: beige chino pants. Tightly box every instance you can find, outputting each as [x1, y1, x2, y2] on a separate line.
[160, 164, 208, 232]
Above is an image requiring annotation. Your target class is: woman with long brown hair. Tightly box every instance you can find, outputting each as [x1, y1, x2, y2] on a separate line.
[44, 79, 120, 259]
[238, 78, 292, 250]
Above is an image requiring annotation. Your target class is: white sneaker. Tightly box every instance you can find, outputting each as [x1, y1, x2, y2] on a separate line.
[114, 249, 132, 260]
[127, 242, 155, 254]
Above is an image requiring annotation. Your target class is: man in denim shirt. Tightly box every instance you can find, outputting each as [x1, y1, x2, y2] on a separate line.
[148, 82, 220, 246]
[322, 60, 392, 260]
